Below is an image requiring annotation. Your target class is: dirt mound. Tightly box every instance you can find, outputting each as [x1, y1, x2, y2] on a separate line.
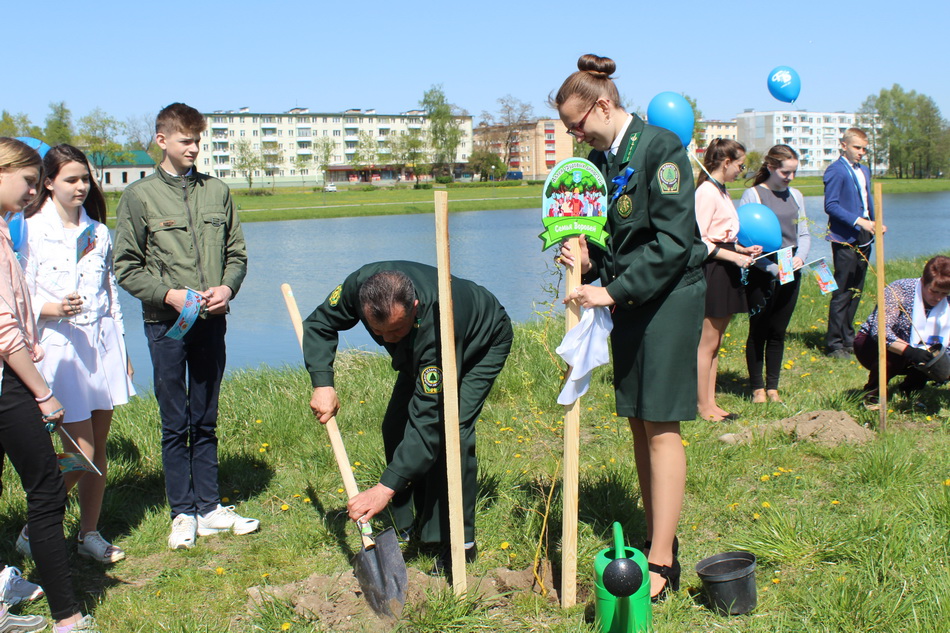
[719, 410, 876, 447]
[245, 561, 561, 630]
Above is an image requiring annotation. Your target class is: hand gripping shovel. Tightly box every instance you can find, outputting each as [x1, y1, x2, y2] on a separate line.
[282, 283, 408, 619]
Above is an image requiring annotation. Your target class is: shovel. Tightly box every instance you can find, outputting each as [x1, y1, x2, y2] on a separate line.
[281, 282, 408, 619]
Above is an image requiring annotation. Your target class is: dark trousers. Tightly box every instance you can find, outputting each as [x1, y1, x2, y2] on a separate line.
[0, 367, 77, 620]
[746, 269, 801, 390]
[854, 332, 928, 392]
[382, 324, 513, 545]
[145, 316, 226, 518]
[827, 240, 872, 352]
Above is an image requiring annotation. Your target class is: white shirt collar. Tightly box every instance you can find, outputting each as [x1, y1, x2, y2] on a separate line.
[605, 113, 634, 160]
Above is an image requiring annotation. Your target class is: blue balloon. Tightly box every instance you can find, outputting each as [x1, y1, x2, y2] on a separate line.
[14, 137, 51, 158]
[646, 92, 694, 147]
[767, 66, 801, 103]
[736, 203, 782, 253]
[5, 212, 25, 252]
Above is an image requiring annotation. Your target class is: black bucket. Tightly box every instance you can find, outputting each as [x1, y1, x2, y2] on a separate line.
[695, 551, 757, 615]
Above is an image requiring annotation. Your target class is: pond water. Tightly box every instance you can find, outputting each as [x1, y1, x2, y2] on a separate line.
[117, 191, 950, 389]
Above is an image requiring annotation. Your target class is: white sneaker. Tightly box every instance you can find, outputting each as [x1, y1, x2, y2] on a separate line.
[197, 505, 259, 536]
[167, 514, 197, 550]
[0, 608, 46, 632]
[0, 566, 43, 607]
[59, 614, 98, 633]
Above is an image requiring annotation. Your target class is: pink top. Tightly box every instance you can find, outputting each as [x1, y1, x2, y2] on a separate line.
[695, 180, 739, 254]
[0, 216, 42, 373]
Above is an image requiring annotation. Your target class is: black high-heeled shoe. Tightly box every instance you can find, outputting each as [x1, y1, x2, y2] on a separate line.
[649, 558, 681, 603]
[642, 535, 679, 557]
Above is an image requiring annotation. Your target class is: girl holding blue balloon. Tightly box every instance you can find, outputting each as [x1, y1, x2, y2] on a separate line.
[739, 145, 810, 403]
[0, 138, 99, 632]
[694, 139, 761, 422]
[19, 144, 134, 565]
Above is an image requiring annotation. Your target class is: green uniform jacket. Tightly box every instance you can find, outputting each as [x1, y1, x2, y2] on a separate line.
[303, 261, 510, 492]
[583, 114, 706, 303]
[113, 167, 247, 322]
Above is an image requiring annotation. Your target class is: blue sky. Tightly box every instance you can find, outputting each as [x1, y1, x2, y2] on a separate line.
[4, 1, 947, 129]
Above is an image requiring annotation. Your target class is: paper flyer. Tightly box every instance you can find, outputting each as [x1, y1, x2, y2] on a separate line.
[164, 289, 203, 340]
[777, 247, 795, 285]
[76, 224, 96, 261]
[805, 258, 838, 295]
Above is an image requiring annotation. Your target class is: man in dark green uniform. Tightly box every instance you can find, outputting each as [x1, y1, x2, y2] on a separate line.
[302, 261, 512, 569]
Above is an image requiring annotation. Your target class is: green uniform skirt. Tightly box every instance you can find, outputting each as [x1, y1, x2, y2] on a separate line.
[611, 272, 705, 421]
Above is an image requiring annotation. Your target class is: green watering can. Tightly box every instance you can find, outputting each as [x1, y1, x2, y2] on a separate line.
[593, 522, 652, 633]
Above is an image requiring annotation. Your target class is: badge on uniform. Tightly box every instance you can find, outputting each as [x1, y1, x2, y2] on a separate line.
[76, 224, 96, 262]
[421, 365, 443, 394]
[657, 162, 680, 195]
[328, 284, 342, 307]
[617, 195, 633, 218]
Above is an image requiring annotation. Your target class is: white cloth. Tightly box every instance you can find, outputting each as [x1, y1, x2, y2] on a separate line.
[22, 200, 134, 421]
[556, 307, 612, 405]
[910, 279, 950, 349]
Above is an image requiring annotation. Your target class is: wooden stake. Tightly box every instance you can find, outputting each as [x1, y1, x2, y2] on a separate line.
[561, 235, 582, 608]
[873, 182, 887, 433]
[434, 191, 467, 594]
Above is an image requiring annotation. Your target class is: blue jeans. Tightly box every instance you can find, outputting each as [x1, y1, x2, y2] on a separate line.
[145, 316, 226, 518]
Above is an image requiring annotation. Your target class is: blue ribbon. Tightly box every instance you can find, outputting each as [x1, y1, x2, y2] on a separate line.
[611, 167, 635, 200]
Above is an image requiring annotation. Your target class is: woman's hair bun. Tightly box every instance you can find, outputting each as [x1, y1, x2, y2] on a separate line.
[577, 54, 616, 77]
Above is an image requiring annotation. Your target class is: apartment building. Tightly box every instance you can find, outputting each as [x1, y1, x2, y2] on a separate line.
[735, 109, 884, 175]
[201, 107, 473, 186]
[472, 118, 573, 180]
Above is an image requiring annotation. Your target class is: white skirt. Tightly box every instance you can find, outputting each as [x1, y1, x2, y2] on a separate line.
[37, 316, 135, 423]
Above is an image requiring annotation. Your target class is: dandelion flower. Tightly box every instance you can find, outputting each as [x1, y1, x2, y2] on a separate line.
[261, 443, 269, 448]
[337, 488, 344, 494]
[259, 447, 266, 453]
[831, 500, 840, 505]
[681, 439, 690, 446]
[255, 419, 262, 424]
[760, 475, 770, 482]
[281, 624, 291, 631]
[281, 504, 290, 511]
[762, 501, 771, 508]
[500, 541, 510, 550]
[303, 498, 311, 503]
[772, 578, 781, 584]
[753, 513, 760, 520]
[215, 567, 225, 575]
[261, 573, 270, 579]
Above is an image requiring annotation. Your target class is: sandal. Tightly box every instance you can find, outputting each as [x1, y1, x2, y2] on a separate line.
[77, 531, 126, 564]
[649, 559, 681, 602]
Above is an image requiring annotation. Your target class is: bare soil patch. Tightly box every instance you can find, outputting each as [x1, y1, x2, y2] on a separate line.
[719, 410, 876, 446]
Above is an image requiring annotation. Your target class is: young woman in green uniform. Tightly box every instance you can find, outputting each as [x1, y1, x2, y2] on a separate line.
[553, 54, 707, 600]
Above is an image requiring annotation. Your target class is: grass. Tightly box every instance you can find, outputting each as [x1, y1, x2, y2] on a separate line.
[102, 177, 950, 225]
[2, 257, 949, 631]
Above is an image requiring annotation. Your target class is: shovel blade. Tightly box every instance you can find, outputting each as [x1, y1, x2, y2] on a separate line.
[352, 528, 409, 619]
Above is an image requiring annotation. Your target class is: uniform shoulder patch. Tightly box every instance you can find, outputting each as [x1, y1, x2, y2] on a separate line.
[328, 284, 343, 307]
[421, 365, 443, 394]
[657, 162, 680, 195]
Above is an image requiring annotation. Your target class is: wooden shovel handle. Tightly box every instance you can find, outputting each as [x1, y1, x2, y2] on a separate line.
[281, 283, 375, 549]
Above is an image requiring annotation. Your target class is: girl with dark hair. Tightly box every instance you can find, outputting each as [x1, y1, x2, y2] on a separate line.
[739, 145, 810, 403]
[695, 138, 761, 421]
[18, 144, 134, 565]
[554, 54, 708, 601]
[0, 138, 99, 632]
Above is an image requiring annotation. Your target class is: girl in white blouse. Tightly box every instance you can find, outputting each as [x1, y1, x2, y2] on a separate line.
[20, 144, 134, 565]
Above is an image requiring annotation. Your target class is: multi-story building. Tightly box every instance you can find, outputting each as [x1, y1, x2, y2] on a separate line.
[735, 109, 885, 176]
[472, 119, 573, 181]
[688, 119, 738, 159]
[201, 107, 473, 187]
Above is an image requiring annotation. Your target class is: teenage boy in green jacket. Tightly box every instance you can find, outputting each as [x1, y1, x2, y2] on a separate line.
[114, 103, 258, 550]
[303, 261, 512, 573]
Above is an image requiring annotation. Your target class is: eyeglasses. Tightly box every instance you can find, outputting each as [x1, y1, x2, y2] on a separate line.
[566, 103, 597, 139]
[737, 163, 746, 171]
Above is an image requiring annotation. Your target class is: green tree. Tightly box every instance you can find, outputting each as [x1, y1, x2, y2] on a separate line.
[572, 138, 593, 158]
[467, 150, 506, 181]
[388, 130, 427, 183]
[0, 111, 41, 138]
[233, 139, 263, 189]
[123, 112, 157, 159]
[293, 152, 312, 186]
[43, 101, 73, 146]
[313, 136, 334, 186]
[744, 150, 762, 175]
[260, 141, 284, 190]
[76, 108, 129, 181]
[421, 85, 463, 180]
[350, 131, 378, 182]
[682, 94, 704, 149]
